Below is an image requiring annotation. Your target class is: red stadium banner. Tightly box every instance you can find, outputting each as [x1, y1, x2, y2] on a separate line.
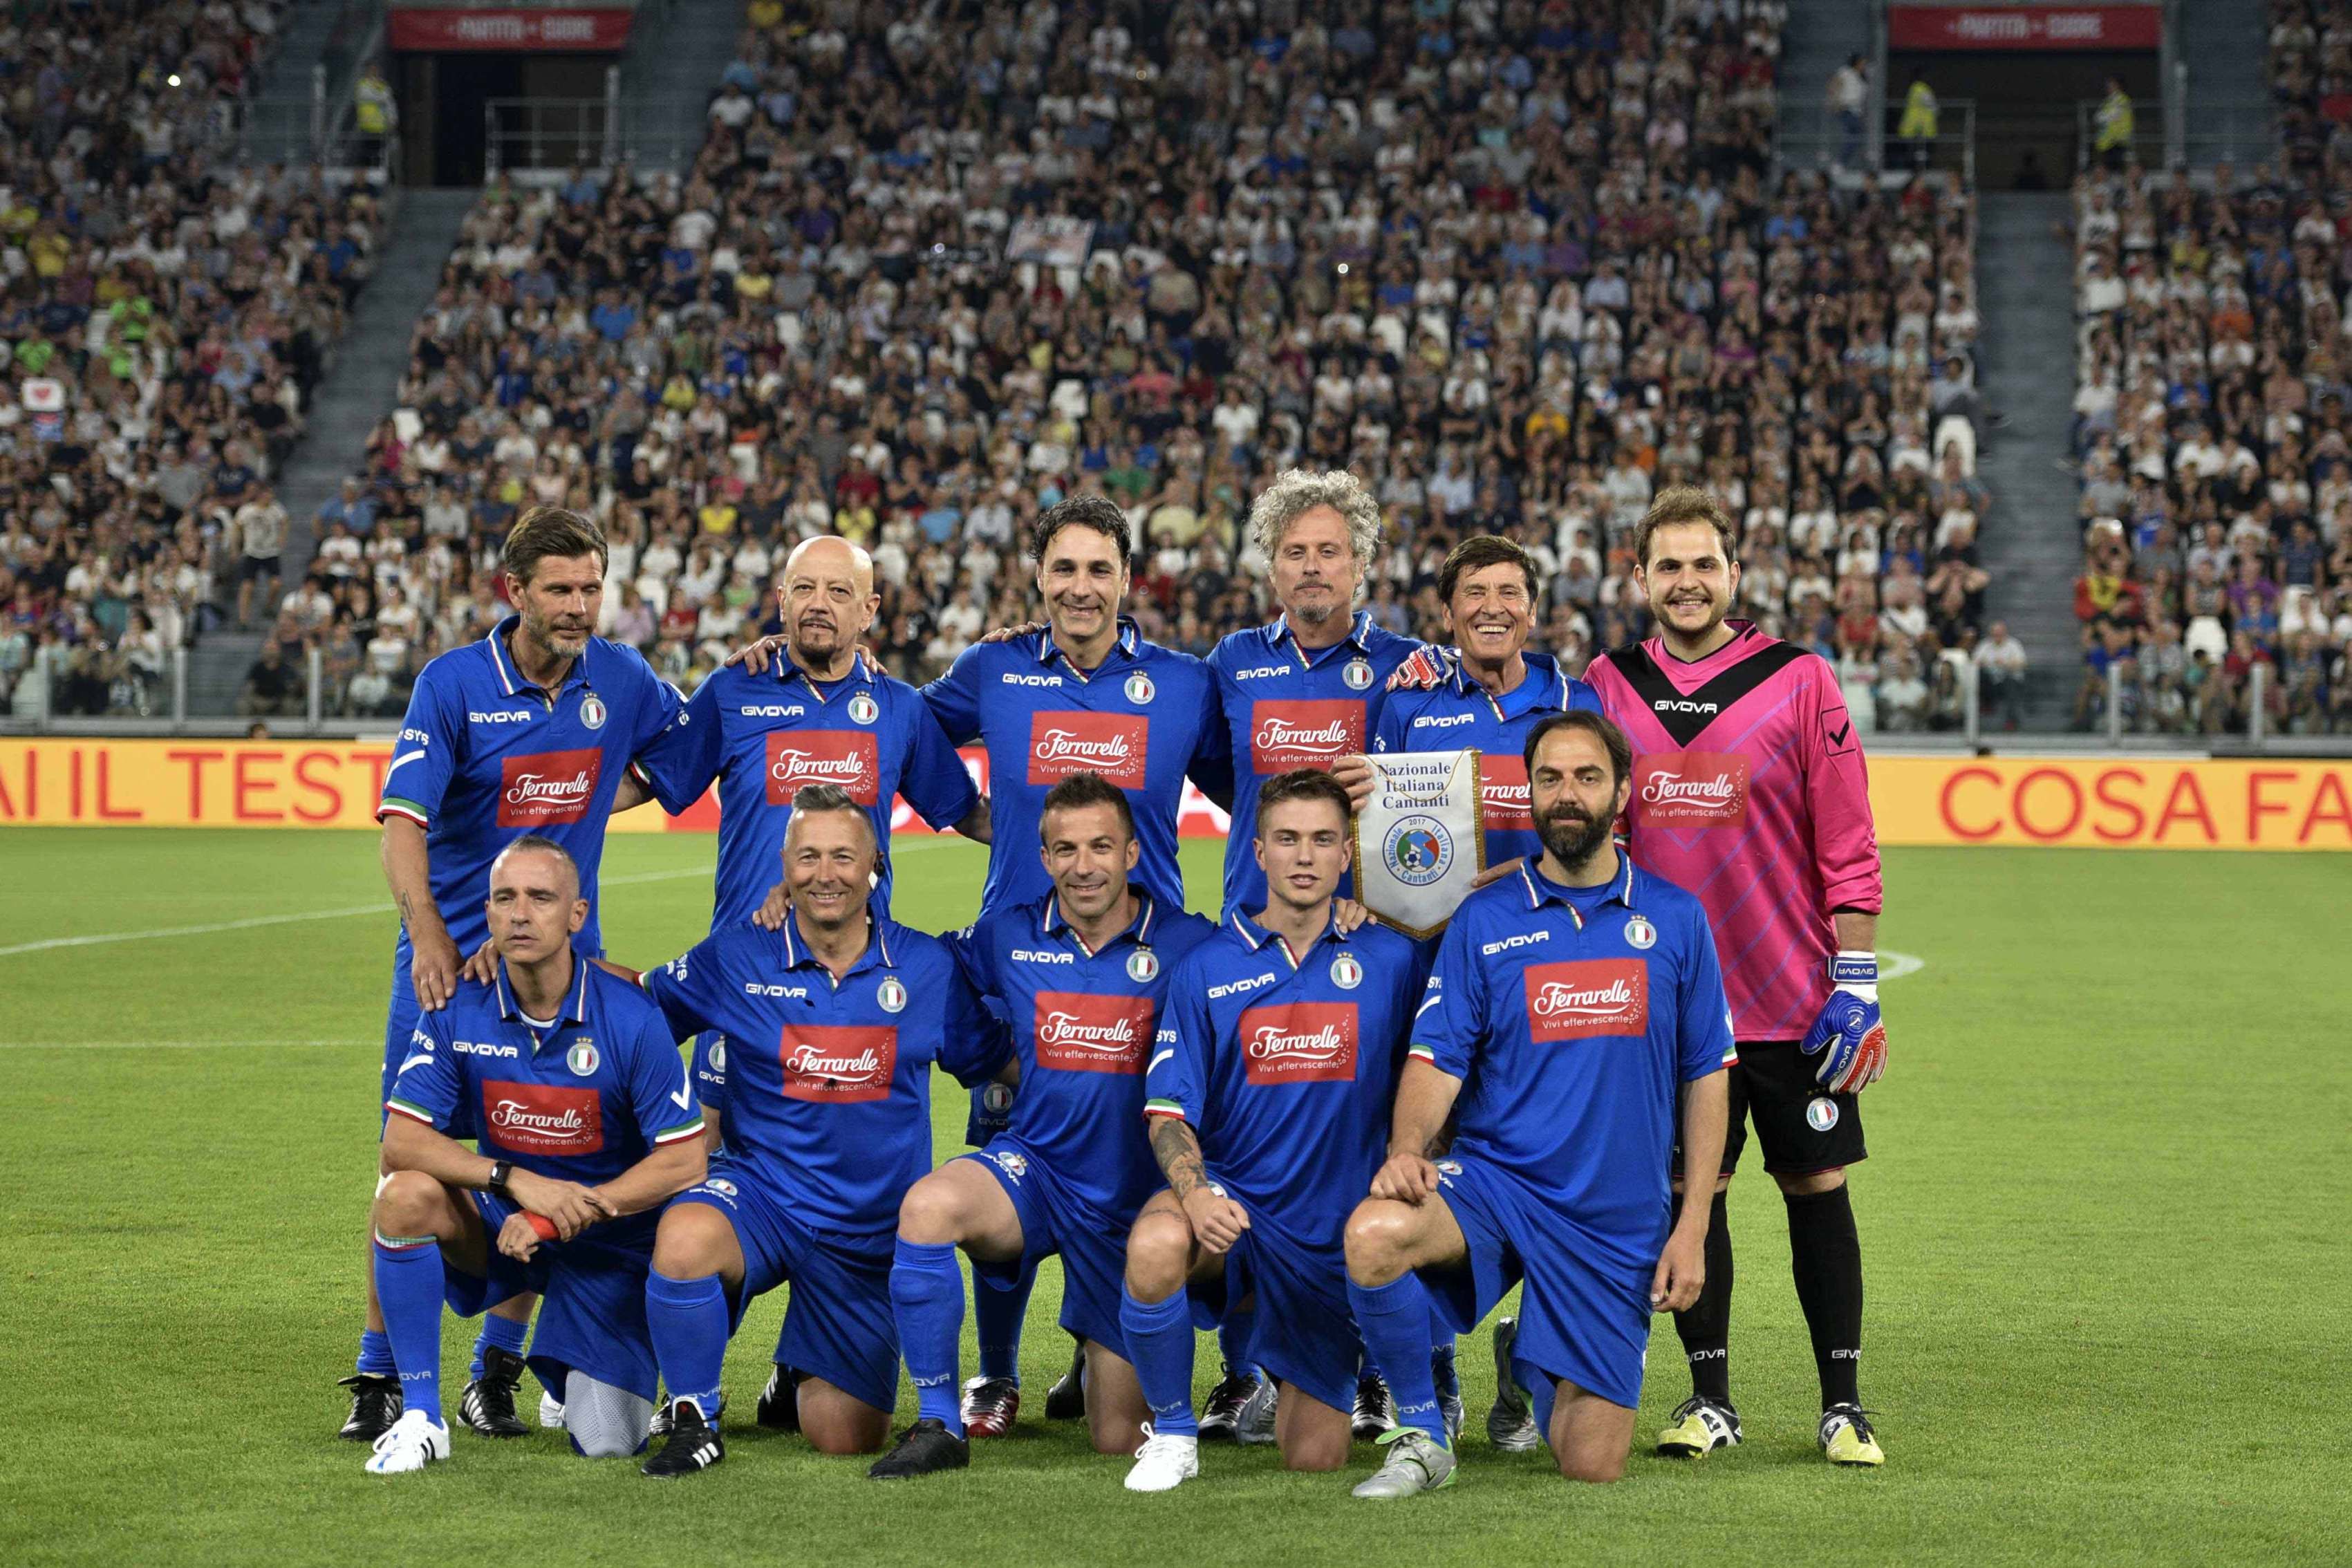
[386, 8, 633, 51]
[1887, 5, 2161, 50]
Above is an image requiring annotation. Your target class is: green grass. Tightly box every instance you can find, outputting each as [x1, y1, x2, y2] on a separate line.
[1, 830, 2347, 1566]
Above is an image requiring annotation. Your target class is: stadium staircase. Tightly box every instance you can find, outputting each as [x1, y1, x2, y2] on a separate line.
[2178, 0, 2275, 165]
[1973, 191, 2081, 729]
[1773, 0, 1875, 170]
[252, 0, 348, 101]
[189, 188, 479, 716]
[612, 0, 742, 169]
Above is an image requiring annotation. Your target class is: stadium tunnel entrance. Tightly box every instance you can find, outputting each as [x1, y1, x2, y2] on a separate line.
[395, 51, 619, 186]
[1892, 50, 2158, 189]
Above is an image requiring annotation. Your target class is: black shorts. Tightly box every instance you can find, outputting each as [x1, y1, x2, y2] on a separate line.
[239, 554, 281, 582]
[1677, 1040, 1867, 1178]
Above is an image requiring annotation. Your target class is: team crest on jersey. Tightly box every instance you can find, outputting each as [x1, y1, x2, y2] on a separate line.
[704, 1178, 738, 1200]
[1123, 671, 1155, 705]
[981, 1081, 1015, 1115]
[1329, 953, 1363, 989]
[848, 691, 879, 725]
[876, 977, 908, 1014]
[578, 693, 607, 731]
[566, 1040, 599, 1077]
[1623, 915, 1656, 950]
[1126, 949, 1160, 982]
[1382, 814, 1453, 888]
[991, 1150, 1028, 1180]
[1807, 1096, 1840, 1132]
[1343, 657, 1374, 690]
[707, 1039, 727, 1073]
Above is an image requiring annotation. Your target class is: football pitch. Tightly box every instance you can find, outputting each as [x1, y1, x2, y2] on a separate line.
[1, 828, 2346, 1567]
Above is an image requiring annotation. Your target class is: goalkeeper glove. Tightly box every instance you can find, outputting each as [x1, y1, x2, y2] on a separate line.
[965, 1079, 1015, 1148]
[1798, 951, 1887, 1094]
[1385, 646, 1457, 692]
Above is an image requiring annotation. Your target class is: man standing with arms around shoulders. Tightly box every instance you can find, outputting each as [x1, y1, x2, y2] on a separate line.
[1339, 711, 1734, 1496]
[1576, 486, 1889, 1468]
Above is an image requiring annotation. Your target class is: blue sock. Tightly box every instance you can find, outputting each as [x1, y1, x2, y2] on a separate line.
[890, 1240, 967, 1435]
[1120, 1287, 1200, 1437]
[644, 1271, 729, 1419]
[355, 1328, 395, 1379]
[471, 1310, 528, 1381]
[1430, 1336, 1460, 1402]
[973, 1260, 1029, 1384]
[1217, 1301, 1258, 1379]
[1347, 1273, 1446, 1444]
[372, 1239, 447, 1427]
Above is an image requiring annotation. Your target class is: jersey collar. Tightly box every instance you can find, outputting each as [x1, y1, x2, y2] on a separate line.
[485, 614, 595, 699]
[1515, 853, 1639, 929]
[1227, 905, 1349, 970]
[778, 900, 896, 975]
[1446, 647, 1565, 718]
[1043, 886, 1157, 958]
[1263, 609, 1374, 662]
[492, 954, 593, 1028]
[1034, 617, 1142, 682]
[774, 653, 876, 699]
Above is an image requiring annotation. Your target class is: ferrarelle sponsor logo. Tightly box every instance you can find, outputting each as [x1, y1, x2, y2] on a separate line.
[1245, 1019, 1347, 1062]
[1253, 716, 1352, 754]
[1036, 727, 1134, 765]
[490, 1099, 586, 1135]
[769, 748, 868, 784]
[1036, 1009, 1141, 1052]
[505, 768, 594, 808]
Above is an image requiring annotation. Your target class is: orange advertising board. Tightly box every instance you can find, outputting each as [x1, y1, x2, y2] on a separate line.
[3, 740, 2350, 850]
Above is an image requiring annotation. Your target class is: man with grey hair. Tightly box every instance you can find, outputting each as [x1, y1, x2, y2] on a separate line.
[1199, 467, 1424, 1439]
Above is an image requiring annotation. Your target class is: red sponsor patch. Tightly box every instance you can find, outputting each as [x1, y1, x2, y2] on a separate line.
[1249, 699, 1365, 773]
[497, 747, 602, 827]
[780, 1024, 898, 1103]
[1522, 960, 1650, 1040]
[1027, 712, 1149, 790]
[765, 730, 880, 806]
[1032, 991, 1156, 1074]
[480, 1080, 604, 1155]
[1480, 755, 1531, 830]
[1632, 751, 1750, 827]
[1238, 1002, 1359, 1084]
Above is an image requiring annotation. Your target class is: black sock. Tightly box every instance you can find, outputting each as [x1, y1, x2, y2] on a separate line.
[1669, 1188, 1733, 1406]
[1784, 1183, 1863, 1410]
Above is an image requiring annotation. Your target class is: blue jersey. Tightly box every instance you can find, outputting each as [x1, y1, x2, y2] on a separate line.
[953, 891, 1218, 1220]
[1147, 911, 1430, 1251]
[377, 617, 684, 954]
[1372, 651, 1603, 870]
[922, 620, 1231, 915]
[633, 658, 978, 926]
[1410, 858, 1738, 1243]
[639, 909, 1007, 1240]
[1207, 610, 1423, 915]
[386, 956, 704, 1215]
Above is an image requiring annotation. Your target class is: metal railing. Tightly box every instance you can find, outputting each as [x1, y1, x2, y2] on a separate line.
[2076, 97, 2166, 172]
[483, 87, 710, 178]
[1776, 99, 1975, 187]
[2078, 94, 2279, 174]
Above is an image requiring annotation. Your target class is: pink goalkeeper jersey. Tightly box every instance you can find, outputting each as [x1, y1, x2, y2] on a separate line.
[1584, 622, 1882, 1041]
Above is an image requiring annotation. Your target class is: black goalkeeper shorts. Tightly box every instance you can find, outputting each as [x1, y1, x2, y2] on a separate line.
[1676, 1039, 1868, 1179]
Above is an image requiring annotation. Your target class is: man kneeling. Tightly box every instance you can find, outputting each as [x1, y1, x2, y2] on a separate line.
[369, 836, 707, 1473]
[1338, 713, 1733, 1496]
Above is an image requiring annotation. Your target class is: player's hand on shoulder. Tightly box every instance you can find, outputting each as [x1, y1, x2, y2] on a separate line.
[1181, 1186, 1251, 1252]
[1332, 897, 1373, 935]
[1369, 1152, 1440, 1204]
[725, 633, 789, 675]
[411, 929, 460, 1011]
[460, 939, 497, 987]
[753, 879, 790, 931]
[1385, 646, 1455, 692]
[1469, 856, 1527, 890]
[1330, 753, 1374, 810]
[979, 620, 1045, 645]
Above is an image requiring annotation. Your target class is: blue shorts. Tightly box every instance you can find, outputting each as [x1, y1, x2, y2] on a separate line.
[963, 1137, 1133, 1361]
[668, 1161, 899, 1415]
[1186, 1190, 1360, 1418]
[441, 1191, 661, 1403]
[1419, 1154, 1656, 1411]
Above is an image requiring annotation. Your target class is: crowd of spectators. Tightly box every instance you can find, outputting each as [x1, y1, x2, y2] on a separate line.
[2070, 158, 2352, 735]
[276, 0, 1983, 734]
[2272, 2, 2352, 178]
[0, 0, 384, 717]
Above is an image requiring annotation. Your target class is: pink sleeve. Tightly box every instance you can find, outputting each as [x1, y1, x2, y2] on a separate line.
[1801, 657, 1883, 914]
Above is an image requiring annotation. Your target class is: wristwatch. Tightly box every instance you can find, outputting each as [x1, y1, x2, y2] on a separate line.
[487, 1160, 514, 1197]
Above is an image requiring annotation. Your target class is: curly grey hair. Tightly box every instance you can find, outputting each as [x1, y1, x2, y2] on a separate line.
[1247, 469, 1383, 601]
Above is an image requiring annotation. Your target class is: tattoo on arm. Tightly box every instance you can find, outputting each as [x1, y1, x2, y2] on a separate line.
[395, 890, 416, 931]
[1151, 1117, 1206, 1201]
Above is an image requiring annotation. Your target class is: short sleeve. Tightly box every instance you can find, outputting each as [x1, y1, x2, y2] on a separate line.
[1145, 953, 1211, 1128]
[1674, 899, 1740, 1082]
[920, 645, 989, 746]
[947, 920, 998, 1005]
[616, 993, 702, 1146]
[1567, 675, 1607, 714]
[1408, 915, 1484, 1080]
[1371, 693, 1410, 754]
[690, 1031, 728, 1116]
[1183, 666, 1235, 809]
[935, 955, 1013, 1087]
[630, 670, 723, 815]
[378, 664, 462, 828]
[383, 1009, 460, 1129]
[639, 934, 726, 1042]
[896, 687, 980, 830]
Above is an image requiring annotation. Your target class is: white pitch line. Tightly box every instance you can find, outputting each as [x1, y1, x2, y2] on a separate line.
[0, 1038, 375, 1051]
[0, 839, 967, 961]
[1878, 951, 1926, 981]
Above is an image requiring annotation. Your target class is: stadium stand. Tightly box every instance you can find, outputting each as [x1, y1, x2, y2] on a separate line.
[2069, 158, 2352, 736]
[0, 0, 384, 718]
